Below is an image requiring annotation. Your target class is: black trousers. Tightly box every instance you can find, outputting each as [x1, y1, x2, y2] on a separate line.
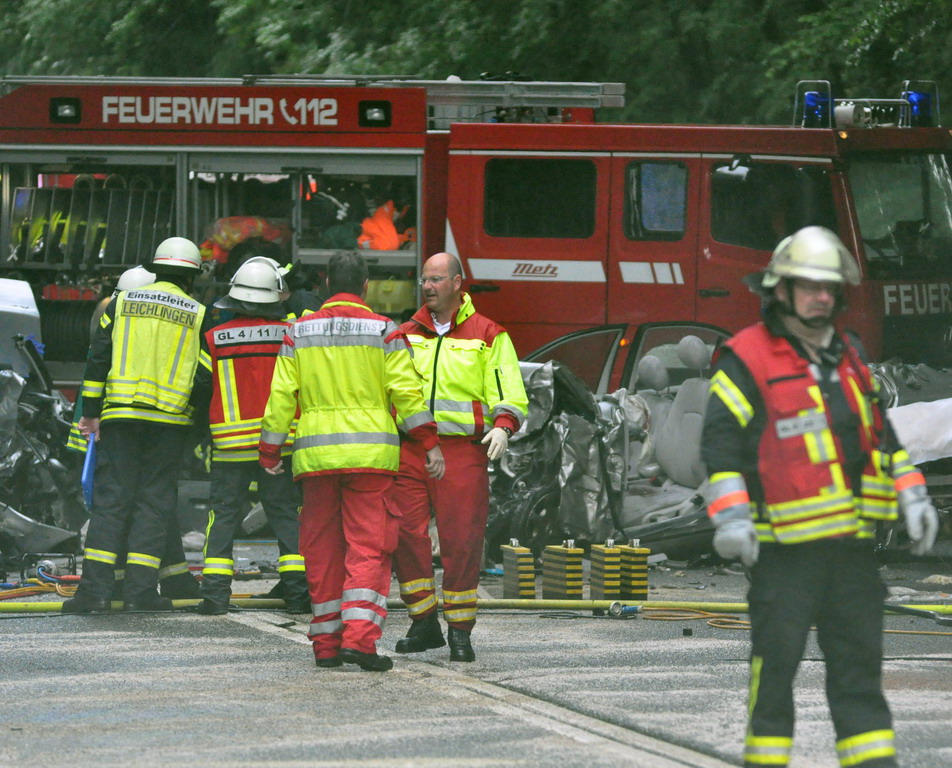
[746, 539, 895, 767]
[83, 420, 189, 600]
[201, 458, 305, 603]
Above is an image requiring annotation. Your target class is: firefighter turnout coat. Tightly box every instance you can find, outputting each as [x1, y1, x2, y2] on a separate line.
[82, 282, 207, 426]
[198, 315, 295, 462]
[703, 322, 908, 544]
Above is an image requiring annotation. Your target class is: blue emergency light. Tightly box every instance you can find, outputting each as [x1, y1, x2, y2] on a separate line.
[903, 90, 933, 126]
[802, 91, 832, 128]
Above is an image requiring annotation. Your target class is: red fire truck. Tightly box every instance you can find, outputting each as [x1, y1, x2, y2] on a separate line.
[1, 75, 951, 388]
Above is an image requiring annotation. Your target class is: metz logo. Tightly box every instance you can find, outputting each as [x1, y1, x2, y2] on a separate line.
[512, 262, 558, 278]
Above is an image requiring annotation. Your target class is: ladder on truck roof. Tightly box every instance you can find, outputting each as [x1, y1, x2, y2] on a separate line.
[0, 74, 626, 129]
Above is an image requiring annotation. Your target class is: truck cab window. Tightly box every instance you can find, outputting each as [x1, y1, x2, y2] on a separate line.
[484, 158, 596, 238]
[849, 152, 952, 279]
[711, 162, 836, 251]
[624, 162, 687, 240]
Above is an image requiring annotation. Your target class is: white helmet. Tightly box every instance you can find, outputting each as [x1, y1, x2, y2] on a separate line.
[115, 265, 156, 293]
[762, 226, 860, 288]
[241, 256, 289, 284]
[228, 259, 284, 303]
[152, 236, 202, 272]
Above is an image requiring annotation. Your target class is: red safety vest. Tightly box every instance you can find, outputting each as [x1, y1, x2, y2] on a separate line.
[205, 316, 294, 461]
[728, 323, 897, 544]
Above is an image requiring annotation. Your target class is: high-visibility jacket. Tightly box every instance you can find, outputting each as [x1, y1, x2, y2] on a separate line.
[713, 323, 898, 544]
[260, 293, 438, 478]
[81, 282, 206, 427]
[398, 292, 528, 437]
[199, 316, 295, 462]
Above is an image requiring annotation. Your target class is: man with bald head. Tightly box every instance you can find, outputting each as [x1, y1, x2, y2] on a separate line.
[391, 252, 528, 661]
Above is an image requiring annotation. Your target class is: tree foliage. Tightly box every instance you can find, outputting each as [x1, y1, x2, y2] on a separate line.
[0, 0, 950, 124]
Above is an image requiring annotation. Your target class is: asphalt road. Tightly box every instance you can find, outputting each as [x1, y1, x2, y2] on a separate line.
[1, 549, 951, 768]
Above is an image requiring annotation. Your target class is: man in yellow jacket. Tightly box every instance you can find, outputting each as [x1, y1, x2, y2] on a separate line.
[259, 251, 444, 671]
[391, 252, 528, 662]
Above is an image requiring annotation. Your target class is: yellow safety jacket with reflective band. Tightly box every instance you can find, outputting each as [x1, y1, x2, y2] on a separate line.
[261, 295, 434, 478]
[92, 282, 204, 426]
[398, 293, 527, 436]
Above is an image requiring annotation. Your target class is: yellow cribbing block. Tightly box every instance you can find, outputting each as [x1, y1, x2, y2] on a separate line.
[501, 543, 537, 599]
[542, 543, 584, 599]
[618, 544, 651, 600]
[590, 543, 622, 599]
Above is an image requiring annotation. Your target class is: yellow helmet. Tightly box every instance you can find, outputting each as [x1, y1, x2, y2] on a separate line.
[762, 226, 860, 288]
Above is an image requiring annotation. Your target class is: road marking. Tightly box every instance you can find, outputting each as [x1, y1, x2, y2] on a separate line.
[228, 610, 734, 768]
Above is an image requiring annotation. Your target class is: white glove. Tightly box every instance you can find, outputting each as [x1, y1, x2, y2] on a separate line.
[902, 493, 939, 556]
[713, 518, 759, 567]
[480, 427, 509, 461]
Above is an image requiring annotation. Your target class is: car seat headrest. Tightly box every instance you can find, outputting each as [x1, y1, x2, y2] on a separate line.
[677, 335, 711, 372]
[636, 354, 669, 392]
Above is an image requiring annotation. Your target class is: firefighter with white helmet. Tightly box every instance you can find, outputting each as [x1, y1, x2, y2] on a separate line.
[64, 237, 215, 613]
[702, 226, 938, 767]
[193, 258, 309, 615]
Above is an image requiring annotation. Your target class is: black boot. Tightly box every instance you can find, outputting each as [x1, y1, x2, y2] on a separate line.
[62, 559, 115, 613]
[339, 647, 393, 671]
[281, 574, 312, 614]
[195, 598, 229, 615]
[123, 592, 174, 612]
[395, 613, 446, 654]
[448, 627, 475, 662]
[61, 590, 111, 614]
[160, 571, 202, 599]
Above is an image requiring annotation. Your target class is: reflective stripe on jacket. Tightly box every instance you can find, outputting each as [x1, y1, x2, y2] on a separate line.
[200, 316, 295, 459]
[398, 292, 527, 436]
[722, 323, 897, 544]
[260, 294, 437, 478]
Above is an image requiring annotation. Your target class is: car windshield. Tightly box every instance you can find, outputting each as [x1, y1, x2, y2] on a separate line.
[849, 151, 952, 279]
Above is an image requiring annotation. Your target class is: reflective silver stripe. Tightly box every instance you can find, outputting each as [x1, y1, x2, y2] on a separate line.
[402, 410, 435, 431]
[119, 308, 133, 377]
[260, 430, 288, 445]
[433, 399, 488, 414]
[308, 619, 343, 635]
[383, 337, 410, 354]
[312, 599, 342, 616]
[167, 325, 189, 386]
[406, 594, 438, 616]
[127, 552, 161, 569]
[767, 491, 854, 521]
[294, 432, 399, 449]
[444, 607, 477, 621]
[221, 358, 238, 423]
[492, 403, 526, 426]
[295, 333, 387, 350]
[342, 588, 388, 608]
[436, 420, 476, 435]
[278, 555, 306, 573]
[84, 548, 118, 565]
[159, 562, 189, 579]
[399, 578, 436, 595]
[342, 606, 385, 625]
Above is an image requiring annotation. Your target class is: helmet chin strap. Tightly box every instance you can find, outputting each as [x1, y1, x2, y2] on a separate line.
[775, 278, 836, 330]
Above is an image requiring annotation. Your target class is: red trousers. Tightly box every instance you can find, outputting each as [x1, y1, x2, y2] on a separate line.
[299, 472, 399, 657]
[391, 437, 489, 631]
